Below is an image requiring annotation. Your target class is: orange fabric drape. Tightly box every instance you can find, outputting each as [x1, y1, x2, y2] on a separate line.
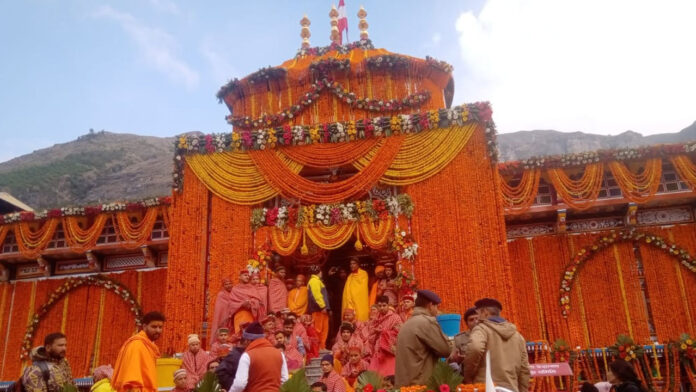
[62, 215, 108, 252]
[608, 159, 662, 203]
[14, 219, 60, 259]
[278, 139, 382, 167]
[547, 164, 604, 210]
[357, 218, 394, 248]
[501, 169, 541, 213]
[113, 207, 160, 249]
[163, 165, 210, 353]
[249, 136, 404, 204]
[406, 129, 516, 318]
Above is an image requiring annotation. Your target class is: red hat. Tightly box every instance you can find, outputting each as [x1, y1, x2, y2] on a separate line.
[402, 293, 415, 302]
[240, 269, 250, 275]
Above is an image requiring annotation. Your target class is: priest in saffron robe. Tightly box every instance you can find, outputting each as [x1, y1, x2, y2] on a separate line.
[342, 257, 370, 322]
[288, 274, 308, 315]
[369, 265, 385, 306]
[210, 278, 235, 340]
[368, 296, 403, 376]
[181, 334, 212, 390]
[112, 311, 164, 392]
[268, 265, 289, 314]
[226, 270, 264, 333]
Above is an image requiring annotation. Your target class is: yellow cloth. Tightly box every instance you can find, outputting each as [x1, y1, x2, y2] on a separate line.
[233, 309, 254, 333]
[288, 287, 308, 315]
[112, 331, 160, 392]
[342, 269, 370, 321]
[90, 378, 116, 392]
[308, 274, 327, 309]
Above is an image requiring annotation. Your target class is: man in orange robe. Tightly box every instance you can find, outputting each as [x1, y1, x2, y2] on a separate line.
[369, 266, 385, 306]
[112, 311, 164, 392]
[288, 274, 308, 315]
[268, 265, 289, 314]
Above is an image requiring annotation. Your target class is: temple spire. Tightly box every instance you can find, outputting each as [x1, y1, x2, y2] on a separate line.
[300, 14, 311, 48]
[357, 5, 368, 40]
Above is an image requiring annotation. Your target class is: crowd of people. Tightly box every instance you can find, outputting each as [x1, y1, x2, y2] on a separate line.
[17, 258, 653, 392]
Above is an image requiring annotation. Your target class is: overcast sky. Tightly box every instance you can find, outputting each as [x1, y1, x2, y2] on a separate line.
[1, 0, 694, 164]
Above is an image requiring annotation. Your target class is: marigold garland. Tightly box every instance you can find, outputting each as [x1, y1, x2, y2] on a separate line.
[607, 158, 662, 203]
[112, 206, 160, 248]
[501, 169, 542, 213]
[670, 155, 696, 190]
[547, 163, 604, 210]
[62, 215, 108, 252]
[278, 138, 382, 167]
[14, 219, 60, 259]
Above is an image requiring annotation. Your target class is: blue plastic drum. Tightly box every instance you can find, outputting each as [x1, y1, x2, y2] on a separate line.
[436, 313, 461, 337]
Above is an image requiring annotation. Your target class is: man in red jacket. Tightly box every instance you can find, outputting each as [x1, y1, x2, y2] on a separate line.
[230, 322, 289, 392]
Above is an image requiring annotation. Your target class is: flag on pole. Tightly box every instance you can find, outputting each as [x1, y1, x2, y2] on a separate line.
[337, 0, 348, 44]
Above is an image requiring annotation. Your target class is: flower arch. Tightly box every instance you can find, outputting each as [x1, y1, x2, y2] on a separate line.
[560, 228, 696, 318]
[21, 274, 143, 360]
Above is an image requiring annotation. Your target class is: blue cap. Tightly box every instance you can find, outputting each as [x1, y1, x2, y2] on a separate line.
[321, 354, 334, 364]
[416, 289, 442, 305]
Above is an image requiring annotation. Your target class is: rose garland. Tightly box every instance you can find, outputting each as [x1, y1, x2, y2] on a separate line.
[226, 77, 432, 129]
[250, 194, 414, 231]
[0, 196, 171, 225]
[21, 274, 143, 360]
[560, 229, 696, 318]
[173, 103, 497, 191]
[499, 141, 696, 174]
[680, 333, 696, 360]
[551, 338, 575, 363]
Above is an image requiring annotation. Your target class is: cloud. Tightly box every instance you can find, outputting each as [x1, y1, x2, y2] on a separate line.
[200, 40, 239, 85]
[432, 33, 441, 45]
[147, 0, 180, 14]
[94, 5, 199, 88]
[455, 0, 696, 135]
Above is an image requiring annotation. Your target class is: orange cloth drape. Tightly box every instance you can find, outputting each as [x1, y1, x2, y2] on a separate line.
[249, 136, 403, 204]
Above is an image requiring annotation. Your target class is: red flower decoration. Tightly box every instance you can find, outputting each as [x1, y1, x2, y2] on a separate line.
[363, 385, 374, 392]
[440, 385, 451, 392]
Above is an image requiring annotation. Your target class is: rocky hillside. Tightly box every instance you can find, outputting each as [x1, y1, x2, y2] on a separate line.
[1, 122, 695, 210]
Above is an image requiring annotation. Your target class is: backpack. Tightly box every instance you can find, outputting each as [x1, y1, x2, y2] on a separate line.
[11, 361, 51, 392]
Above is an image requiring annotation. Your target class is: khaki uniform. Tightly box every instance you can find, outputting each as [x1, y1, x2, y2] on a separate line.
[462, 318, 530, 392]
[394, 307, 451, 387]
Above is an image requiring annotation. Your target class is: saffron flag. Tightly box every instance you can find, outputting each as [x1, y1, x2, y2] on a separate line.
[338, 0, 348, 44]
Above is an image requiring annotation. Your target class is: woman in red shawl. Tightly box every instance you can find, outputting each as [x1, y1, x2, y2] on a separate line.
[300, 314, 320, 360]
[367, 296, 403, 376]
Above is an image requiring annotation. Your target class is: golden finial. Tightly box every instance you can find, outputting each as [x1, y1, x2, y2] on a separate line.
[329, 5, 340, 44]
[300, 14, 311, 48]
[357, 5, 368, 40]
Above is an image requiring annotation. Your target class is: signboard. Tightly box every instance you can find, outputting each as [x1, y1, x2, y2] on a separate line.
[529, 363, 573, 377]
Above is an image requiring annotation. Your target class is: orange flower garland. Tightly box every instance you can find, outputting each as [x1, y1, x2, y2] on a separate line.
[14, 219, 60, 259]
[501, 169, 541, 213]
[547, 164, 604, 210]
[62, 214, 108, 252]
[113, 207, 160, 249]
[607, 158, 662, 203]
[278, 138, 382, 167]
[670, 155, 696, 189]
[1, 281, 34, 379]
[269, 226, 302, 256]
[249, 135, 403, 203]
[358, 217, 395, 248]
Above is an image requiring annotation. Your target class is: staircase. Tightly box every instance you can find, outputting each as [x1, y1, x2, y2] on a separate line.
[304, 349, 331, 384]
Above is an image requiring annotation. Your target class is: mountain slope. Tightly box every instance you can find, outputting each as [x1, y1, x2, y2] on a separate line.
[1, 122, 695, 210]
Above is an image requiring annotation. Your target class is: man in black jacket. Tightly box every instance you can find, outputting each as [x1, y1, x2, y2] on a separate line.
[215, 337, 250, 391]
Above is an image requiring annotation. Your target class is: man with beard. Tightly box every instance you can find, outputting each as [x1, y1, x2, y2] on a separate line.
[211, 277, 235, 342]
[367, 295, 403, 376]
[341, 257, 369, 322]
[268, 265, 289, 314]
[112, 311, 165, 392]
[22, 332, 73, 392]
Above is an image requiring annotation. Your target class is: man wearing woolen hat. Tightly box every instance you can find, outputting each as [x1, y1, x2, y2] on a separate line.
[230, 321, 289, 392]
[462, 298, 530, 392]
[181, 333, 211, 390]
[394, 290, 452, 387]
